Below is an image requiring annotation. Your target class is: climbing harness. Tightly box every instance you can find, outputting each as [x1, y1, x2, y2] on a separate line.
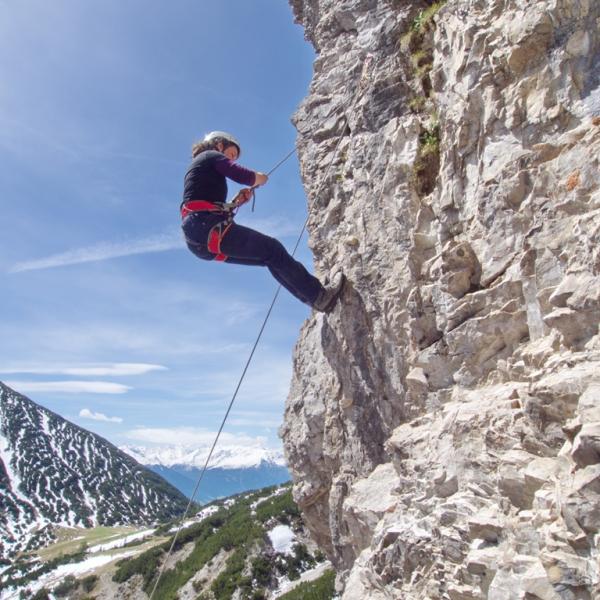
[180, 199, 229, 218]
[207, 221, 233, 262]
[181, 200, 234, 261]
[149, 54, 373, 600]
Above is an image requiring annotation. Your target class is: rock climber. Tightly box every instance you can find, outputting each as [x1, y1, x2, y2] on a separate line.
[180, 131, 344, 311]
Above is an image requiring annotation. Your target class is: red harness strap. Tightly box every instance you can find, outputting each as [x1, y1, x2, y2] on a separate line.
[207, 222, 233, 262]
[181, 200, 228, 219]
[181, 200, 232, 262]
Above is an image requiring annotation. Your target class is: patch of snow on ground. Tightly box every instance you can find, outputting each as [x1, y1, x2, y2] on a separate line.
[169, 519, 196, 533]
[267, 524, 296, 555]
[88, 528, 155, 553]
[273, 561, 332, 598]
[0, 428, 32, 506]
[40, 411, 51, 437]
[0, 552, 139, 599]
[250, 486, 287, 511]
[168, 504, 221, 533]
[197, 505, 220, 520]
[33, 551, 137, 595]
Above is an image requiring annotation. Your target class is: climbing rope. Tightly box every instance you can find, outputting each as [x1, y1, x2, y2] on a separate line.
[223, 147, 296, 212]
[251, 146, 297, 211]
[149, 54, 373, 600]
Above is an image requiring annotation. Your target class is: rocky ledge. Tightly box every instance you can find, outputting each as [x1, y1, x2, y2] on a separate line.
[281, 0, 600, 598]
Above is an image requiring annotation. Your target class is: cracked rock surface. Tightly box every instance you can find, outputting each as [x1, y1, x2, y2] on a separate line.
[281, 0, 600, 598]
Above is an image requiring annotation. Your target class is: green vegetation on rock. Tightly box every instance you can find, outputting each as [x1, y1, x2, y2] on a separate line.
[112, 486, 324, 600]
[278, 569, 336, 600]
[400, 2, 446, 195]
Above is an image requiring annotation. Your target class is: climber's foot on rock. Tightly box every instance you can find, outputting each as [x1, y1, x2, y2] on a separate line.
[313, 271, 345, 313]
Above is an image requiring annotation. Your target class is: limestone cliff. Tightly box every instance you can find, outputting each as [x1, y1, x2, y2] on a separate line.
[281, 0, 600, 598]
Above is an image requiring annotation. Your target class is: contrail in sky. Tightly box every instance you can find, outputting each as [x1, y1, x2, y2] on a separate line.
[9, 232, 184, 273]
[9, 216, 301, 273]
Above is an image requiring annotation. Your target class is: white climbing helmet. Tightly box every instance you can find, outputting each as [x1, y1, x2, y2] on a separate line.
[204, 131, 241, 156]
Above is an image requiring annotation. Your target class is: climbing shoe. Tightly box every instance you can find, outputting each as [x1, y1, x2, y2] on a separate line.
[313, 271, 345, 312]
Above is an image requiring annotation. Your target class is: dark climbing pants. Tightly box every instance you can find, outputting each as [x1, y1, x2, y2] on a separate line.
[182, 212, 323, 305]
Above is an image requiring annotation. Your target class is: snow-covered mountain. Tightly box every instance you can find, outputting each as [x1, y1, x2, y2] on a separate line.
[120, 443, 286, 469]
[0, 382, 188, 562]
[120, 444, 290, 502]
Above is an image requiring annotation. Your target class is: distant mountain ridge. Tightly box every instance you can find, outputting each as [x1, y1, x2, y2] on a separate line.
[0, 382, 188, 561]
[148, 462, 291, 503]
[120, 443, 286, 469]
[120, 444, 290, 503]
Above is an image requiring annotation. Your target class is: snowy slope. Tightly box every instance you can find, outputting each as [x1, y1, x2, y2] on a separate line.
[0, 383, 188, 561]
[1, 484, 333, 599]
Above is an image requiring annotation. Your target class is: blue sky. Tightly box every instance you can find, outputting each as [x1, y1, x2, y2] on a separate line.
[0, 1, 315, 451]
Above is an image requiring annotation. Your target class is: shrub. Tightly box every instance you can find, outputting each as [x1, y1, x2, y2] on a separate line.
[211, 548, 251, 600]
[192, 577, 208, 592]
[411, 2, 447, 33]
[113, 546, 164, 588]
[255, 491, 300, 525]
[82, 574, 99, 592]
[53, 575, 78, 597]
[251, 555, 273, 587]
[275, 543, 316, 581]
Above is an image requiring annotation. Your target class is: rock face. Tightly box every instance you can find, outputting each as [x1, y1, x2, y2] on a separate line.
[281, 0, 600, 598]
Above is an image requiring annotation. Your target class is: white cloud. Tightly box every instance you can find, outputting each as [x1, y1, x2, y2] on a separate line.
[5, 380, 131, 394]
[124, 426, 265, 447]
[0, 363, 167, 377]
[79, 408, 123, 423]
[8, 231, 184, 273]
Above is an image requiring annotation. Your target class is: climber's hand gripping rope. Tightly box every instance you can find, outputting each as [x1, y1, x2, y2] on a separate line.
[232, 187, 254, 208]
[232, 149, 296, 214]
